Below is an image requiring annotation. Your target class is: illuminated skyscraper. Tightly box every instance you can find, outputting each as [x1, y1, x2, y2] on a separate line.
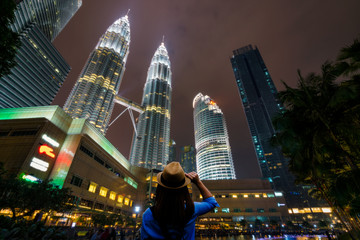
[193, 93, 236, 180]
[129, 42, 172, 170]
[180, 145, 196, 173]
[230, 45, 313, 207]
[11, 0, 82, 41]
[0, 0, 81, 109]
[64, 15, 130, 135]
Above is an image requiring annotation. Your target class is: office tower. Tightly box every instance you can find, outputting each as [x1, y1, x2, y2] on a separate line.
[0, 0, 81, 109]
[193, 93, 236, 180]
[168, 139, 177, 163]
[12, 0, 82, 41]
[180, 145, 196, 173]
[230, 45, 305, 207]
[129, 42, 172, 170]
[64, 15, 130, 135]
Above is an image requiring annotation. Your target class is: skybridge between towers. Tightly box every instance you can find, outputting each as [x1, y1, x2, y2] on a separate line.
[114, 95, 144, 113]
[108, 95, 145, 136]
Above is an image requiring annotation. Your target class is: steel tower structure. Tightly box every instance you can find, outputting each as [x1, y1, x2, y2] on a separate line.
[64, 15, 130, 135]
[129, 42, 172, 170]
[193, 93, 236, 180]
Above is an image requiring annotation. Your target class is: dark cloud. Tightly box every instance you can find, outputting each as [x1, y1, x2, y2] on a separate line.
[53, 0, 360, 178]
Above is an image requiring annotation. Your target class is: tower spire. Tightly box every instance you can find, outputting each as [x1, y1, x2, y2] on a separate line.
[126, 9, 130, 16]
[162, 35, 165, 44]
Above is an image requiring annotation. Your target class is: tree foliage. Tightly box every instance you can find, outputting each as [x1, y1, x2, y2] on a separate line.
[0, 0, 21, 78]
[0, 165, 73, 220]
[272, 37, 360, 232]
[91, 213, 126, 227]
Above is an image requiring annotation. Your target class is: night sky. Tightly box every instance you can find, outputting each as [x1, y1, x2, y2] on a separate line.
[52, 0, 360, 178]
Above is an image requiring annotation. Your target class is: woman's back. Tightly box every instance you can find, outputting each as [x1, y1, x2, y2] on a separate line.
[140, 162, 219, 240]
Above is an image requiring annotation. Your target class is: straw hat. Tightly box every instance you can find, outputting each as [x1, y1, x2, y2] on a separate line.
[157, 162, 191, 189]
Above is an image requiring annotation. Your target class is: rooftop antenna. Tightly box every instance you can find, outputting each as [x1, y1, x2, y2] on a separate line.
[126, 9, 130, 16]
[162, 35, 165, 44]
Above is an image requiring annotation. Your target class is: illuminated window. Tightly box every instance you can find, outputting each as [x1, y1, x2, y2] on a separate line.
[292, 208, 299, 214]
[99, 187, 108, 197]
[243, 194, 248, 198]
[117, 195, 124, 203]
[130, 200, 133, 207]
[88, 182, 97, 193]
[222, 208, 230, 213]
[255, 194, 260, 198]
[124, 198, 130, 206]
[274, 192, 283, 197]
[311, 208, 322, 213]
[257, 208, 265, 213]
[109, 191, 116, 200]
[322, 208, 332, 213]
[232, 194, 238, 198]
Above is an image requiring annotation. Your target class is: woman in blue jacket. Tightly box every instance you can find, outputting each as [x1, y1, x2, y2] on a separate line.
[141, 162, 219, 240]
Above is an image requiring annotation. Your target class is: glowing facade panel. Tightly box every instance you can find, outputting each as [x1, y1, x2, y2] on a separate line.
[64, 15, 130, 135]
[193, 93, 236, 180]
[129, 42, 172, 170]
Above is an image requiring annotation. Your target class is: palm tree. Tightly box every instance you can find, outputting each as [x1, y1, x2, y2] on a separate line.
[272, 38, 360, 237]
[337, 38, 360, 75]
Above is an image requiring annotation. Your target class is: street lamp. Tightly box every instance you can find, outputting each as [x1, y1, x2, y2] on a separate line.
[133, 206, 141, 239]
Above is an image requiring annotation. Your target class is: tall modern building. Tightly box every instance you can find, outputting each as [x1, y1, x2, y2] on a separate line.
[230, 45, 310, 207]
[180, 145, 196, 173]
[129, 42, 172, 170]
[12, 0, 82, 41]
[193, 93, 236, 180]
[0, 0, 81, 109]
[64, 15, 130, 135]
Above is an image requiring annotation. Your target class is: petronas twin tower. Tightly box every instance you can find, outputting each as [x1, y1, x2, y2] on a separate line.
[64, 13, 235, 177]
[64, 14, 172, 170]
[129, 42, 172, 169]
[64, 15, 131, 134]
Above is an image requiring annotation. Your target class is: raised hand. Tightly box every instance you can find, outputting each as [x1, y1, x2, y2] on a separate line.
[185, 172, 200, 184]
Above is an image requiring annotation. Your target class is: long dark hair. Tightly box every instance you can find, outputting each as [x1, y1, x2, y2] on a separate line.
[152, 185, 195, 231]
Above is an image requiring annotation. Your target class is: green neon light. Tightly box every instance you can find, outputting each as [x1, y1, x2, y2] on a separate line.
[19, 173, 39, 183]
[0, 106, 73, 133]
[83, 122, 130, 170]
[124, 177, 138, 189]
